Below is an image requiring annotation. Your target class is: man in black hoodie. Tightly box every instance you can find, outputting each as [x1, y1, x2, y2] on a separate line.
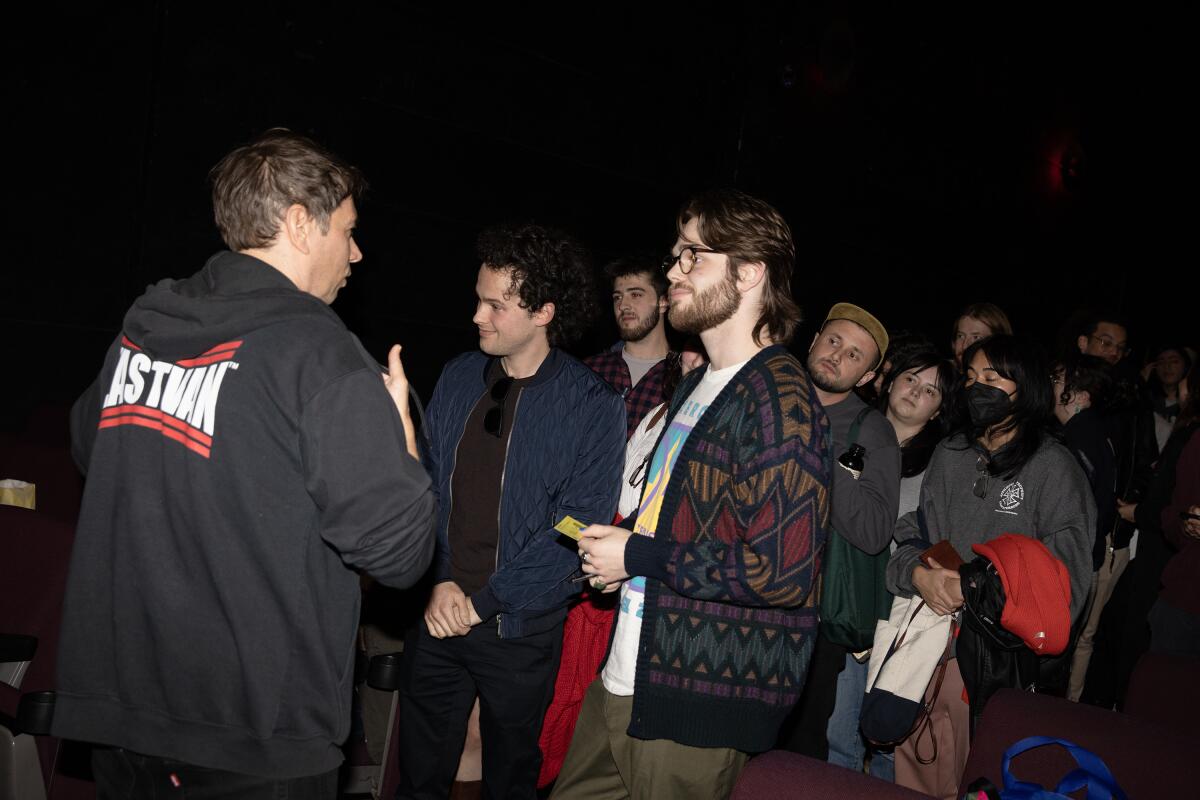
[54, 130, 437, 798]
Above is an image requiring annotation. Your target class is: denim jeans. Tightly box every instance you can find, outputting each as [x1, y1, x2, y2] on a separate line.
[826, 653, 895, 781]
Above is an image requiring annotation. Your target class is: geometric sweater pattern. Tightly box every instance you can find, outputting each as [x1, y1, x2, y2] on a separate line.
[622, 344, 832, 753]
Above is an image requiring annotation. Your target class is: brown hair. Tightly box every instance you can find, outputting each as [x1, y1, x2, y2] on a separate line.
[677, 189, 801, 345]
[209, 128, 366, 251]
[955, 302, 1013, 337]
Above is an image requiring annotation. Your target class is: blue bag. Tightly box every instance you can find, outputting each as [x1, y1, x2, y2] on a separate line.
[962, 736, 1128, 800]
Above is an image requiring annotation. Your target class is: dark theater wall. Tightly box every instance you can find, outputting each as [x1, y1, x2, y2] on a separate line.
[6, 3, 1181, 427]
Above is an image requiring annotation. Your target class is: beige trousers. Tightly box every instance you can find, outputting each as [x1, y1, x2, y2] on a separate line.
[550, 680, 748, 800]
[1067, 536, 1130, 702]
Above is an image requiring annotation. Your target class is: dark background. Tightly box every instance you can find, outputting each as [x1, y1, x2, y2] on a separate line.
[5, 2, 1186, 423]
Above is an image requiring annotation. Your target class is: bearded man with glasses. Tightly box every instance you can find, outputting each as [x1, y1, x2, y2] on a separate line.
[399, 223, 625, 800]
[552, 190, 831, 798]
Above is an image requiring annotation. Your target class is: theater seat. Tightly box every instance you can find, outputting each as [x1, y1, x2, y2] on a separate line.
[365, 652, 405, 799]
[959, 688, 1198, 798]
[0, 409, 91, 800]
[1122, 650, 1200, 736]
[730, 751, 930, 800]
[0, 503, 72, 800]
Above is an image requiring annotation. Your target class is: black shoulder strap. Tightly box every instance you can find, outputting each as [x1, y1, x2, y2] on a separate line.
[847, 406, 872, 447]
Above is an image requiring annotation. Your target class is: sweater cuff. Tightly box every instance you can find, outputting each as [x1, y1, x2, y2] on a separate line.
[625, 534, 674, 584]
[434, 554, 452, 584]
[888, 543, 923, 596]
[470, 585, 501, 623]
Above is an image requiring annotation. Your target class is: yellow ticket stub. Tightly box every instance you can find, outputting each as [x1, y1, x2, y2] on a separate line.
[554, 515, 588, 541]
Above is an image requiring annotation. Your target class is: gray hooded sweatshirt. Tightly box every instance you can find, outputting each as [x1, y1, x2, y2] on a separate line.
[885, 434, 1095, 621]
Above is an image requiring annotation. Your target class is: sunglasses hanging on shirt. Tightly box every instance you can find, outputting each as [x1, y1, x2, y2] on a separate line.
[483, 377, 515, 438]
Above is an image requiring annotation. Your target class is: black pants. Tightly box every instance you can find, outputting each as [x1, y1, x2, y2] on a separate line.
[91, 747, 337, 799]
[776, 632, 846, 758]
[397, 619, 563, 800]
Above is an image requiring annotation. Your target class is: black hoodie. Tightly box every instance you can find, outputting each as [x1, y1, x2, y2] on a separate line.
[53, 252, 436, 777]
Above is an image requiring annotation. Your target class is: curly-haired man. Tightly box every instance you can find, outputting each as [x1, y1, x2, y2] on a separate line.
[397, 223, 626, 799]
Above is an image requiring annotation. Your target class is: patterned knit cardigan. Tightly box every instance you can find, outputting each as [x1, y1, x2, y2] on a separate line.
[622, 344, 831, 753]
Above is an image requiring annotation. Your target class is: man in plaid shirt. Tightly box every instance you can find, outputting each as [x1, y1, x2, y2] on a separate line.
[584, 256, 675, 439]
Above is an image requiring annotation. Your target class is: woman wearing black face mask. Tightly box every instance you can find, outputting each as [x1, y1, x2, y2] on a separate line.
[882, 335, 1095, 800]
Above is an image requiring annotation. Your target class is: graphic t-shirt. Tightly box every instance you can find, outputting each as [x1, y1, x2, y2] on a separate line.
[601, 359, 746, 695]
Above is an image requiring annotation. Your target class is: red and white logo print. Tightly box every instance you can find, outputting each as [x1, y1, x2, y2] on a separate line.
[98, 337, 241, 458]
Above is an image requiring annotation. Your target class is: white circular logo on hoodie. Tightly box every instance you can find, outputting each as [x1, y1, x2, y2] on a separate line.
[999, 481, 1024, 512]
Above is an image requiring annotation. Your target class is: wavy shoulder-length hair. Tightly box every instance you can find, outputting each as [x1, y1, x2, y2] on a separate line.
[677, 189, 801, 346]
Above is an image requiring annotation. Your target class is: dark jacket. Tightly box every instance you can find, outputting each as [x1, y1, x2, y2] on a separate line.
[1107, 375, 1160, 548]
[1060, 408, 1118, 570]
[54, 252, 437, 778]
[958, 551, 1079, 731]
[424, 348, 625, 638]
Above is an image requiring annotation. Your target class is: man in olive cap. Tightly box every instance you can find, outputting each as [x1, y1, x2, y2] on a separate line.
[781, 303, 901, 775]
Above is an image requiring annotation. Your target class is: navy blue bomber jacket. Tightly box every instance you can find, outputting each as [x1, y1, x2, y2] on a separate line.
[424, 348, 626, 638]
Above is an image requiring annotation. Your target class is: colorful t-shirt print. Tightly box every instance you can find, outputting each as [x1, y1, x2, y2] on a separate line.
[601, 359, 746, 695]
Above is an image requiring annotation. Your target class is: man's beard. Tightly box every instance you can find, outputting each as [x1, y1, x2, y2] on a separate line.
[618, 305, 661, 343]
[668, 273, 740, 335]
[805, 352, 862, 394]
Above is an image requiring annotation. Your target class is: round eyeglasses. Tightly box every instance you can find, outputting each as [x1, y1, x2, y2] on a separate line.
[661, 246, 720, 275]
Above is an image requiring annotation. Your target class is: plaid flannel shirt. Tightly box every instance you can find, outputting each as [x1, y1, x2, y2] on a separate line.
[583, 344, 671, 439]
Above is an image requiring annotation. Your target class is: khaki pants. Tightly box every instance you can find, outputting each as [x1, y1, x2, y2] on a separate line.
[895, 658, 970, 800]
[1068, 538, 1130, 702]
[550, 680, 748, 800]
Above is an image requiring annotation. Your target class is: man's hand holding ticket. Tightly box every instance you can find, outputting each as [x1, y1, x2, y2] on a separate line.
[571, 517, 633, 593]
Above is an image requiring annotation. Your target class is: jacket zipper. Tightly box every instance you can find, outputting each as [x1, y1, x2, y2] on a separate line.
[441, 384, 483, 647]
[442, 392, 477, 575]
[495, 391, 523, 639]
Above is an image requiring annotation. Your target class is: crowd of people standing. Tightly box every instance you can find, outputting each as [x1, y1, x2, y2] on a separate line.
[51, 129, 1197, 800]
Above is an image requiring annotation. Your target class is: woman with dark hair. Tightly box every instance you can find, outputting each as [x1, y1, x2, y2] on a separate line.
[1053, 354, 1120, 702]
[1147, 345, 1193, 452]
[881, 350, 959, 496]
[862, 330, 938, 406]
[883, 335, 1094, 799]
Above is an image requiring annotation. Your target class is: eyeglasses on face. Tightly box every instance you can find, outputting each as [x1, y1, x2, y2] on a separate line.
[1088, 334, 1128, 355]
[661, 245, 720, 275]
[483, 377, 515, 438]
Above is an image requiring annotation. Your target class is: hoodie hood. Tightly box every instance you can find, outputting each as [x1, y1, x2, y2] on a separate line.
[123, 251, 338, 361]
